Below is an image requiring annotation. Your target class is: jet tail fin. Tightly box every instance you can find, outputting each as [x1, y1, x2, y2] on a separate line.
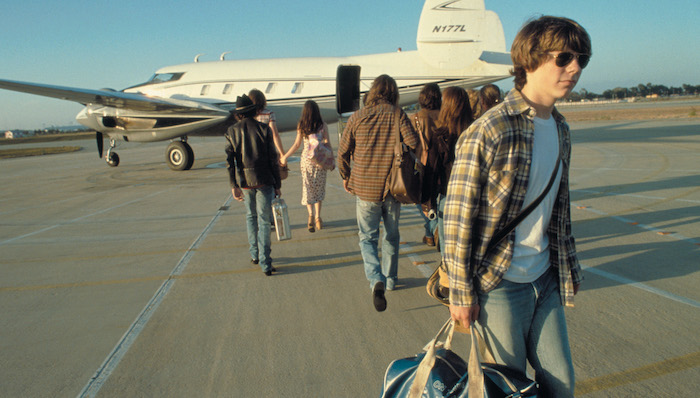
[416, 0, 507, 70]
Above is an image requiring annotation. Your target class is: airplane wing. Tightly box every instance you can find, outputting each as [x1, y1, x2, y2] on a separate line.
[0, 78, 227, 114]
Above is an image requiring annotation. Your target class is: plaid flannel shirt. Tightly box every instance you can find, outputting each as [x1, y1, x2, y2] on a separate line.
[337, 102, 418, 202]
[443, 89, 583, 308]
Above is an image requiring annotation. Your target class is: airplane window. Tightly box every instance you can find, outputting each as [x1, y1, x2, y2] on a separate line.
[223, 84, 234, 95]
[265, 83, 277, 94]
[292, 82, 304, 94]
[148, 73, 184, 84]
[200, 85, 210, 96]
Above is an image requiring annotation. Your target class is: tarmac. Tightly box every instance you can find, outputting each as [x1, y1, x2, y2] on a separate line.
[0, 117, 698, 397]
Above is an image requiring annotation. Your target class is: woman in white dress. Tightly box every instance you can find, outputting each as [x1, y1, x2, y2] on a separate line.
[280, 100, 331, 233]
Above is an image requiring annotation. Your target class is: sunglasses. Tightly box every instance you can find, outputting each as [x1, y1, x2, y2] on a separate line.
[547, 52, 590, 69]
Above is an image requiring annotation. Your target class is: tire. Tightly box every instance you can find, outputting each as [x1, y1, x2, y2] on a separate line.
[106, 152, 120, 167]
[166, 141, 191, 171]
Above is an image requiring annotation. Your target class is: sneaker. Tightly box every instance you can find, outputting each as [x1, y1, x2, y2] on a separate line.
[251, 259, 259, 265]
[422, 236, 435, 246]
[372, 282, 387, 312]
[264, 270, 272, 276]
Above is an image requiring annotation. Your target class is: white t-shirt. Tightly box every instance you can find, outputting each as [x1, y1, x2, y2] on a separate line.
[504, 116, 562, 283]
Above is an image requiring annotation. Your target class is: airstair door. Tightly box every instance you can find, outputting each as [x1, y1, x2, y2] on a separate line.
[336, 65, 361, 139]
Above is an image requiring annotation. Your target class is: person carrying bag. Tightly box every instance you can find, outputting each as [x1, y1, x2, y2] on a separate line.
[387, 107, 424, 205]
[381, 318, 538, 397]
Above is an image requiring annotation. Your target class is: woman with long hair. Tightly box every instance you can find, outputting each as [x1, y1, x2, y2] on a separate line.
[476, 83, 503, 118]
[411, 83, 442, 247]
[425, 86, 474, 252]
[280, 100, 332, 232]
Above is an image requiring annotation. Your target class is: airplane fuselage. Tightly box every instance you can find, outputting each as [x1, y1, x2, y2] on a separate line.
[76, 50, 510, 143]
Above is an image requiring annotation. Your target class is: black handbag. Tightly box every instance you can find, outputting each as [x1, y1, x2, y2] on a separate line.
[387, 107, 423, 204]
[381, 319, 538, 398]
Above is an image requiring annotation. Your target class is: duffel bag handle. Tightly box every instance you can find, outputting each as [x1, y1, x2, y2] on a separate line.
[468, 324, 522, 397]
[408, 318, 455, 398]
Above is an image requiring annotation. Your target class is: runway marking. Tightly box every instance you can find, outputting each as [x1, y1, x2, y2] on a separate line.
[404, 206, 440, 278]
[0, 189, 170, 246]
[572, 188, 700, 205]
[581, 264, 700, 308]
[573, 202, 699, 309]
[572, 201, 699, 246]
[77, 195, 233, 398]
[1, 246, 438, 293]
[575, 351, 700, 396]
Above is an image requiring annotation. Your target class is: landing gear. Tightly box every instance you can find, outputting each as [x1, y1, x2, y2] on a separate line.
[166, 140, 194, 171]
[105, 139, 120, 167]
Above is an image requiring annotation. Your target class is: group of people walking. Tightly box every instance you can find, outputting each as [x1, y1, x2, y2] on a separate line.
[225, 14, 590, 397]
[224, 91, 331, 276]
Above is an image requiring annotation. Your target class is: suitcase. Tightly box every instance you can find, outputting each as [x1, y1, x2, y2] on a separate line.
[271, 197, 291, 241]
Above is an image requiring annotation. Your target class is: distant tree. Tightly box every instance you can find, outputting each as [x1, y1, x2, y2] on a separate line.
[612, 87, 628, 99]
[568, 91, 582, 102]
[637, 84, 648, 97]
[628, 87, 639, 97]
[654, 84, 669, 96]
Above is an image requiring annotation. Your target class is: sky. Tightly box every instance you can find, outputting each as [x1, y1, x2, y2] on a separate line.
[1, 0, 698, 131]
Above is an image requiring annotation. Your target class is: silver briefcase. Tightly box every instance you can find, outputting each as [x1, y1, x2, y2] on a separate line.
[271, 197, 291, 241]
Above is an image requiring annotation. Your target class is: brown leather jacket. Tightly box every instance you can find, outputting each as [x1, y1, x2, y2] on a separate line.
[225, 117, 281, 189]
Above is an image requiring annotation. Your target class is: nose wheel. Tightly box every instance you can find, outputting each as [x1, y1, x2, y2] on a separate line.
[105, 139, 120, 167]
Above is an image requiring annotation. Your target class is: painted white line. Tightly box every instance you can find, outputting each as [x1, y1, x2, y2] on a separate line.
[404, 206, 438, 278]
[77, 195, 233, 398]
[572, 202, 698, 245]
[581, 264, 700, 309]
[0, 190, 169, 246]
[572, 189, 700, 205]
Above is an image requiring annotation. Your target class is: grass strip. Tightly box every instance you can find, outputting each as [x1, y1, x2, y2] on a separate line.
[0, 146, 82, 159]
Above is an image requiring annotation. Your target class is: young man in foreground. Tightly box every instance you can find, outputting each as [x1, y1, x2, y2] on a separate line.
[443, 16, 591, 397]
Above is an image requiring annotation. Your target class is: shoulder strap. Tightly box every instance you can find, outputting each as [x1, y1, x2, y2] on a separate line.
[393, 107, 404, 157]
[485, 153, 561, 254]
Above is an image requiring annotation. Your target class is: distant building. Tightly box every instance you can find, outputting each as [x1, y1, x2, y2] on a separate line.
[4, 130, 29, 139]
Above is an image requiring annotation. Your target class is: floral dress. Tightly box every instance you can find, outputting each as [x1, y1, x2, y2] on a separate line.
[300, 126, 328, 205]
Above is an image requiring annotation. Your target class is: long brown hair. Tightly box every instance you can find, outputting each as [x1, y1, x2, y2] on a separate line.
[297, 100, 323, 136]
[437, 87, 473, 136]
[365, 74, 398, 107]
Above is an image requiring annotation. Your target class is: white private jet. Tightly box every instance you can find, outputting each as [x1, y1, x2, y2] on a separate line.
[0, 0, 511, 171]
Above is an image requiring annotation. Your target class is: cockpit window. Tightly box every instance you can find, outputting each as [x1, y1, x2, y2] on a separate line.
[147, 72, 185, 84]
[124, 72, 185, 91]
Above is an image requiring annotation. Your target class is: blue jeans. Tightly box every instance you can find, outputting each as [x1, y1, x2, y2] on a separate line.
[436, 194, 446, 253]
[242, 185, 274, 272]
[356, 195, 401, 289]
[415, 204, 437, 238]
[475, 268, 575, 398]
